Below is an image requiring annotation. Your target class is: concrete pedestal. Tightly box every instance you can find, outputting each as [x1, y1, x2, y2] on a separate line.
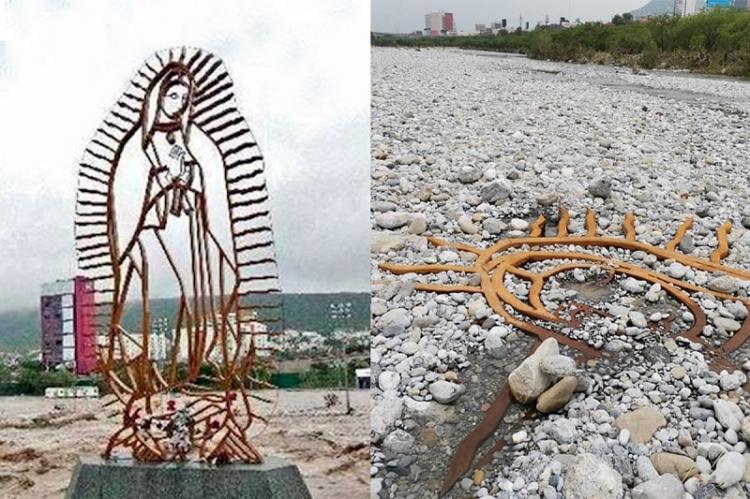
[65, 455, 312, 499]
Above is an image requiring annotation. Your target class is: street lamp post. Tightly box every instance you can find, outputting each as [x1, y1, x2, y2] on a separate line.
[329, 301, 353, 415]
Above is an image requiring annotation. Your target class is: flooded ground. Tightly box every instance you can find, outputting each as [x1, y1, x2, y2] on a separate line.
[0, 389, 370, 498]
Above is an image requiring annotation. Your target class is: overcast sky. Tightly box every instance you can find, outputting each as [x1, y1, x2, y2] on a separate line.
[372, 0, 649, 33]
[0, 1, 369, 311]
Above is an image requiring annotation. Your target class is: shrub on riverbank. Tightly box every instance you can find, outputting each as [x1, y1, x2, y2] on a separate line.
[372, 8, 750, 77]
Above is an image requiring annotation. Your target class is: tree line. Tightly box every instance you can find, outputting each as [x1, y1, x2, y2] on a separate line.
[373, 8, 750, 77]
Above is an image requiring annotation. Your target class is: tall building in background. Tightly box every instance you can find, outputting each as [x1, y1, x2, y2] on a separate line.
[424, 11, 455, 36]
[40, 277, 96, 375]
[443, 12, 454, 33]
[424, 12, 441, 36]
[675, 0, 698, 14]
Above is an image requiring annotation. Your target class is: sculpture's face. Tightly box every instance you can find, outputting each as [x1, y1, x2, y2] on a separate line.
[161, 81, 189, 119]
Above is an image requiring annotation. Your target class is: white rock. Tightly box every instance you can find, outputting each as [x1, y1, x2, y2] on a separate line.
[428, 380, 465, 404]
[636, 455, 659, 481]
[549, 418, 578, 444]
[382, 428, 414, 454]
[439, 250, 459, 262]
[629, 311, 648, 328]
[378, 371, 400, 391]
[468, 300, 490, 320]
[540, 355, 577, 378]
[485, 326, 507, 351]
[741, 416, 750, 442]
[618, 429, 631, 445]
[714, 317, 742, 332]
[720, 371, 745, 391]
[508, 338, 560, 404]
[371, 391, 403, 441]
[512, 430, 528, 444]
[401, 341, 419, 355]
[621, 277, 645, 293]
[458, 215, 479, 234]
[710, 452, 745, 489]
[714, 399, 744, 432]
[669, 262, 687, 279]
[510, 218, 529, 231]
[371, 232, 406, 254]
[632, 474, 683, 499]
[708, 275, 739, 294]
[375, 212, 410, 230]
[378, 308, 412, 337]
[564, 453, 623, 499]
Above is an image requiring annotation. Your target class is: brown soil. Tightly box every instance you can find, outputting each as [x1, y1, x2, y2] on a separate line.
[0, 390, 370, 498]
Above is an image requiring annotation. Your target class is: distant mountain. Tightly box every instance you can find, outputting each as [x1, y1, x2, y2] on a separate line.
[629, 0, 707, 17]
[0, 307, 38, 352]
[0, 292, 370, 353]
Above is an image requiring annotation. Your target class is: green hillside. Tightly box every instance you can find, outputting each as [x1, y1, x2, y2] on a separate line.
[0, 306, 39, 352]
[0, 293, 370, 353]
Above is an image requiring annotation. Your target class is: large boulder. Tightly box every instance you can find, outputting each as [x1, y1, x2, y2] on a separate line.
[614, 406, 666, 444]
[563, 453, 623, 499]
[536, 376, 577, 413]
[508, 338, 559, 404]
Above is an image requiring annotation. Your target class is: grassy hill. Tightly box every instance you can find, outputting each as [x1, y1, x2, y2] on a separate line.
[0, 292, 370, 353]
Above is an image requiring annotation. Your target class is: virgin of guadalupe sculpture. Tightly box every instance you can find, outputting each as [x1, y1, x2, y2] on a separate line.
[74, 47, 282, 463]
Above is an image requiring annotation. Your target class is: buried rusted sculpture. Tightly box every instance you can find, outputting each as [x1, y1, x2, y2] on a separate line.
[74, 47, 281, 463]
[380, 207, 750, 495]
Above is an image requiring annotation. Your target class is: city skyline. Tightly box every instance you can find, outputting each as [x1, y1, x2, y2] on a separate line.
[372, 0, 650, 33]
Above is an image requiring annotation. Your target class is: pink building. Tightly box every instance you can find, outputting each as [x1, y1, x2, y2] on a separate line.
[40, 277, 97, 375]
[443, 13, 454, 33]
[424, 11, 455, 36]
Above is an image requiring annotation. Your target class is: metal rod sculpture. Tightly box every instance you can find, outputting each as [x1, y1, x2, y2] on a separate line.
[74, 47, 281, 463]
[380, 208, 750, 495]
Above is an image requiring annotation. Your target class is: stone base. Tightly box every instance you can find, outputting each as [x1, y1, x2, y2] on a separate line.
[65, 455, 313, 499]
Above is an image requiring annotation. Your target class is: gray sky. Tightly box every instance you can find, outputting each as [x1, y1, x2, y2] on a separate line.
[0, 1, 369, 311]
[372, 0, 649, 33]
